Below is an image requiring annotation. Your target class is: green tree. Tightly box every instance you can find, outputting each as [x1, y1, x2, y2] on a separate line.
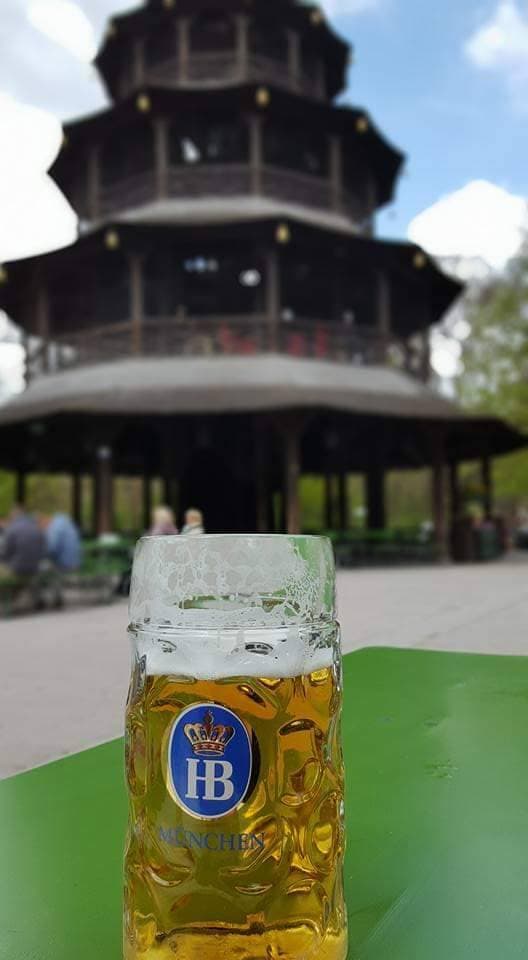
[457, 251, 528, 515]
[458, 251, 528, 430]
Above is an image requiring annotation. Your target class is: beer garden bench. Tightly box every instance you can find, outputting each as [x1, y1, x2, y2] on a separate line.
[1, 646, 526, 959]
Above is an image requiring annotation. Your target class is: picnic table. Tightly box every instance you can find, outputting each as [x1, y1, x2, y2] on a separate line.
[1, 647, 527, 959]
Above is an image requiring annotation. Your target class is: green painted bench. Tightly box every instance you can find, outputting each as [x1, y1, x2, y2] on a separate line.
[2, 647, 527, 959]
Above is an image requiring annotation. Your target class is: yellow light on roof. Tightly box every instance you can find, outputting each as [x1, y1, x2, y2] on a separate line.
[413, 252, 427, 269]
[256, 87, 270, 107]
[136, 93, 151, 113]
[0, 266, 8, 285]
[311, 8, 324, 24]
[356, 116, 369, 134]
[105, 230, 120, 250]
[276, 223, 291, 245]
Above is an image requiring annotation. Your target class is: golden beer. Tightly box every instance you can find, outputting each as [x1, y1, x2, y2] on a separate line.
[125, 535, 347, 960]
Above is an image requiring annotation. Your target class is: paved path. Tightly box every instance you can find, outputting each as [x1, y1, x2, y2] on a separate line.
[2, 558, 528, 779]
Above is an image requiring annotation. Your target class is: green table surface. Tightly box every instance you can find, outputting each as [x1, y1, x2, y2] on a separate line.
[2, 647, 528, 959]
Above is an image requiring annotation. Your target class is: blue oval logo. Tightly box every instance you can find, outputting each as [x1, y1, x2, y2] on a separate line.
[168, 702, 253, 820]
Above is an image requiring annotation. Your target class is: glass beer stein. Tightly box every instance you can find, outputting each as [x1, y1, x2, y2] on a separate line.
[124, 535, 347, 960]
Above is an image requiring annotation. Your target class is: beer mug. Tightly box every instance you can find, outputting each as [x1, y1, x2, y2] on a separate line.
[124, 535, 347, 960]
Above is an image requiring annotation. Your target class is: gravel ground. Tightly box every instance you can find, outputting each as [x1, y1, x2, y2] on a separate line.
[2, 557, 527, 779]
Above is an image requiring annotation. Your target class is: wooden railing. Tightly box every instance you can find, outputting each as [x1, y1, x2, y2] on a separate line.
[135, 53, 324, 100]
[97, 163, 360, 221]
[26, 315, 417, 380]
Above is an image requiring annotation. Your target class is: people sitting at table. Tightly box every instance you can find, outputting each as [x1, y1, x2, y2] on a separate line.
[182, 508, 205, 536]
[39, 512, 82, 572]
[0, 504, 46, 580]
[149, 506, 179, 536]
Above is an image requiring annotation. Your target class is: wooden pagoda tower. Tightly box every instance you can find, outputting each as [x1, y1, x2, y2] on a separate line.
[0, 0, 522, 551]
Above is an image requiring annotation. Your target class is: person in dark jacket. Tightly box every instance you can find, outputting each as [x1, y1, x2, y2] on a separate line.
[0, 505, 46, 579]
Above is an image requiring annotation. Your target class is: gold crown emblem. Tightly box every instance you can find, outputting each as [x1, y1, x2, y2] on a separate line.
[184, 710, 235, 756]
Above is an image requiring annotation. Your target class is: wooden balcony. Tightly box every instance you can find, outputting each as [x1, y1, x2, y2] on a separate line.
[25, 315, 422, 381]
[136, 53, 325, 101]
[98, 164, 368, 222]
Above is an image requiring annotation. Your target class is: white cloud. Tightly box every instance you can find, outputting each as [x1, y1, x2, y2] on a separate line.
[0, 93, 77, 263]
[28, 0, 97, 62]
[465, 0, 528, 103]
[408, 180, 528, 271]
[322, 0, 380, 15]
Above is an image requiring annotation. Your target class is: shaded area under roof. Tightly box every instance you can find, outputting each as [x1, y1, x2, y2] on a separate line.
[0, 356, 522, 471]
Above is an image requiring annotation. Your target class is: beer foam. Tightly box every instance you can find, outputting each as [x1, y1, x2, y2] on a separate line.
[130, 535, 335, 631]
[134, 626, 336, 680]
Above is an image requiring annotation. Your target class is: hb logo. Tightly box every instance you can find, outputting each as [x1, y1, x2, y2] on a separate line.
[168, 703, 253, 819]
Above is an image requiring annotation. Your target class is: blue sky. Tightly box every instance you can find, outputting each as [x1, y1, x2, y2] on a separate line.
[332, 0, 528, 241]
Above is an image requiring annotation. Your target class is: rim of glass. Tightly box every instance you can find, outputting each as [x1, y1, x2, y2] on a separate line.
[137, 534, 332, 544]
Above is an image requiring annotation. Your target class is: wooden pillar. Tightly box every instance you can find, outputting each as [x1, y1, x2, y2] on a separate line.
[15, 471, 26, 505]
[95, 446, 113, 536]
[249, 114, 263, 195]
[338, 471, 349, 533]
[178, 19, 190, 83]
[72, 472, 82, 529]
[287, 30, 301, 91]
[283, 418, 302, 535]
[431, 429, 448, 560]
[329, 135, 343, 213]
[129, 255, 144, 355]
[87, 146, 101, 220]
[315, 59, 326, 100]
[153, 117, 169, 200]
[266, 248, 281, 351]
[420, 333, 432, 383]
[366, 463, 386, 531]
[449, 462, 461, 527]
[236, 15, 250, 81]
[36, 283, 50, 373]
[132, 39, 145, 86]
[365, 176, 378, 236]
[255, 421, 269, 534]
[143, 474, 152, 532]
[324, 473, 334, 530]
[482, 455, 493, 519]
[376, 270, 391, 364]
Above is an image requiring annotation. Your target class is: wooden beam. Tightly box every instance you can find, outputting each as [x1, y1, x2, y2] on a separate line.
[178, 19, 190, 83]
[15, 471, 26, 506]
[338, 472, 349, 533]
[482, 455, 493, 519]
[153, 118, 169, 200]
[132, 39, 145, 86]
[376, 270, 391, 365]
[143, 474, 152, 532]
[95, 447, 114, 535]
[87, 146, 101, 221]
[431, 429, 448, 560]
[324, 473, 334, 530]
[254, 420, 269, 534]
[329, 135, 343, 213]
[287, 30, 301, 92]
[449, 462, 461, 527]
[36, 283, 50, 373]
[129, 255, 144, 355]
[72, 472, 82, 529]
[366, 463, 386, 531]
[266, 248, 281, 351]
[283, 418, 302, 535]
[236, 15, 250, 82]
[249, 115, 263, 196]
